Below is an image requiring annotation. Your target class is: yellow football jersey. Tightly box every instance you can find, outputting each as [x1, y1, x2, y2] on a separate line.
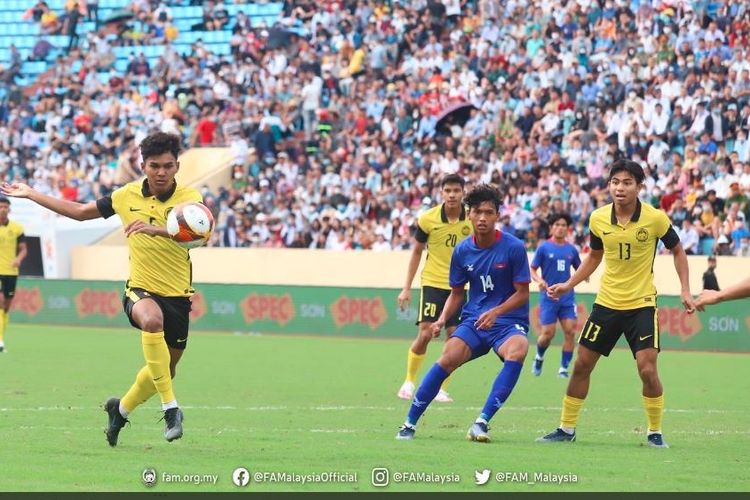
[415, 204, 473, 289]
[588, 200, 679, 310]
[96, 180, 202, 297]
[0, 220, 24, 276]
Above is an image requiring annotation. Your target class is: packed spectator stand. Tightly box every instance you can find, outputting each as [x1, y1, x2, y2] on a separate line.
[1, 0, 749, 255]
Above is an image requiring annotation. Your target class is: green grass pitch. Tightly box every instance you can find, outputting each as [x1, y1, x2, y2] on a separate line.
[0, 324, 748, 492]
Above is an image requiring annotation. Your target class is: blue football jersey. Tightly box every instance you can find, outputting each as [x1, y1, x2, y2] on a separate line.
[531, 239, 581, 305]
[449, 230, 531, 326]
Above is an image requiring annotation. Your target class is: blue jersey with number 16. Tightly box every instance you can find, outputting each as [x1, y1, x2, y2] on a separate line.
[531, 239, 581, 306]
[449, 230, 531, 326]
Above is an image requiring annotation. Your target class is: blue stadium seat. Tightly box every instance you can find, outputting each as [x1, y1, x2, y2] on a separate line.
[99, 0, 129, 8]
[172, 6, 203, 19]
[173, 18, 194, 31]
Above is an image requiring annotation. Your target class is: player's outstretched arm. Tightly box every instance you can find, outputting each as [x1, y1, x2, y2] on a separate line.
[696, 277, 750, 308]
[670, 243, 698, 313]
[1, 182, 101, 221]
[547, 249, 603, 299]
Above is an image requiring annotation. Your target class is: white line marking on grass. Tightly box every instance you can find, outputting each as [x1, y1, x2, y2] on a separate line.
[0, 405, 739, 415]
[4, 426, 748, 436]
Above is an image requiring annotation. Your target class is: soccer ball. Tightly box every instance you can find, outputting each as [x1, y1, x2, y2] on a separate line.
[166, 202, 215, 249]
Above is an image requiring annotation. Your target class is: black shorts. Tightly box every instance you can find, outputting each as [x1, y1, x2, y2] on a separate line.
[578, 304, 659, 358]
[123, 288, 192, 350]
[417, 286, 464, 328]
[0, 275, 18, 300]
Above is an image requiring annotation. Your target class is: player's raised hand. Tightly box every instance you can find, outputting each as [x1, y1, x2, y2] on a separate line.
[695, 289, 722, 309]
[0, 182, 33, 198]
[397, 288, 412, 311]
[546, 282, 571, 301]
[681, 290, 700, 313]
[474, 307, 499, 330]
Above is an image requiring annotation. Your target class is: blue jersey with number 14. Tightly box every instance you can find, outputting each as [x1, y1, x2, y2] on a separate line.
[531, 240, 581, 306]
[449, 230, 531, 326]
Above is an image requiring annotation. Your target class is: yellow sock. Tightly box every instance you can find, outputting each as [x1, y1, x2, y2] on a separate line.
[405, 349, 426, 383]
[141, 331, 175, 405]
[120, 365, 158, 414]
[560, 395, 586, 430]
[643, 394, 664, 433]
[0, 310, 5, 342]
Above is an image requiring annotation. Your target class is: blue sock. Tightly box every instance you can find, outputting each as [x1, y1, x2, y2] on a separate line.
[406, 363, 449, 426]
[479, 360, 523, 422]
[561, 350, 573, 369]
[536, 344, 548, 359]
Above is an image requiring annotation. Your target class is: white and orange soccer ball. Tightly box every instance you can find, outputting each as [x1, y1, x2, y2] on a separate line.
[166, 202, 215, 249]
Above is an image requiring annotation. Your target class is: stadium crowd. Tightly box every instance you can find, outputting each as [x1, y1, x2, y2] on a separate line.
[2, 0, 750, 254]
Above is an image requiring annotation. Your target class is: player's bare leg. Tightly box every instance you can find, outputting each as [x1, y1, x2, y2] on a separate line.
[566, 344, 600, 399]
[532, 323, 556, 376]
[636, 348, 668, 448]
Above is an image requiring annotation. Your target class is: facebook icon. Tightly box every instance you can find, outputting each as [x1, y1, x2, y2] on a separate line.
[232, 467, 250, 487]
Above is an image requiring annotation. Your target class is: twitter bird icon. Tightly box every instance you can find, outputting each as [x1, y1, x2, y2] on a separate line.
[475, 469, 491, 486]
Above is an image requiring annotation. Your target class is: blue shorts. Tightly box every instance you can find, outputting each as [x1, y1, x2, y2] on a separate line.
[453, 320, 528, 360]
[539, 300, 577, 326]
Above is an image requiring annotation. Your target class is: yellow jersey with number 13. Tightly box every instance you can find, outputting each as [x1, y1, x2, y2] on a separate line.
[588, 200, 679, 310]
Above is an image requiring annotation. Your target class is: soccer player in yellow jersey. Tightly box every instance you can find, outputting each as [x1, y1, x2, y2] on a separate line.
[0, 197, 28, 353]
[1, 132, 201, 446]
[396, 174, 473, 403]
[536, 160, 697, 448]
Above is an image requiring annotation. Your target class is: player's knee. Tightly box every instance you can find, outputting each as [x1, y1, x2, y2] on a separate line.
[573, 357, 595, 375]
[139, 315, 164, 333]
[437, 356, 459, 373]
[638, 363, 658, 382]
[504, 349, 527, 363]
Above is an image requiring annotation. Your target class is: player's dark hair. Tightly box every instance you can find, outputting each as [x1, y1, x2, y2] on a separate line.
[549, 212, 572, 226]
[140, 132, 181, 162]
[440, 173, 465, 189]
[0, 197, 10, 205]
[608, 159, 645, 184]
[465, 184, 501, 211]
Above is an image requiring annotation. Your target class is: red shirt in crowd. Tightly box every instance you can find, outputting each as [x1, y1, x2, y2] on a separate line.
[197, 118, 217, 145]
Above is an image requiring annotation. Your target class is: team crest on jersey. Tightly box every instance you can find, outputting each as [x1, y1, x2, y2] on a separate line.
[636, 227, 649, 242]
[461, 226, 471, 236]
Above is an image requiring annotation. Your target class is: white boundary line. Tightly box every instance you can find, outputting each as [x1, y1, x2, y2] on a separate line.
[0, 405, 739, 414]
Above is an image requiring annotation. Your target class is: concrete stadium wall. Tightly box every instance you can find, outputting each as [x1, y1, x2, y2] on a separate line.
[71, 246, 737, 296]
